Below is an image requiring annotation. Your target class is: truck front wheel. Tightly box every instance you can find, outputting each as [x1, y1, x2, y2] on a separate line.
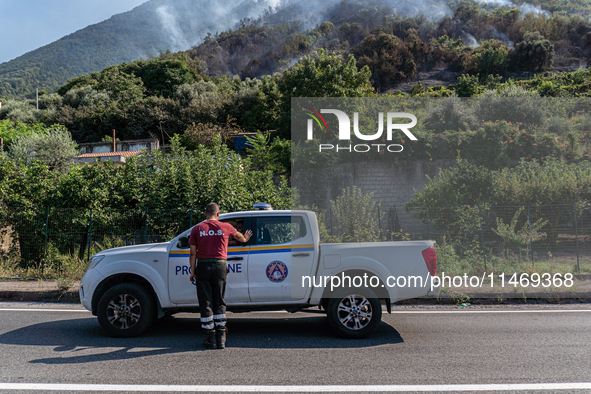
[97, 283, 155, 338]
[326, 288, 382, 339]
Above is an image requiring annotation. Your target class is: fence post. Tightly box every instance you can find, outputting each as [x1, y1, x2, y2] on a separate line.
[43, 206, 50, 263]
[144, 208, 149, 244]
[425, 206, 430, 240]
[528, 206, 533, 262]
[574, 202, 581, 273]
[377, 205, 382, 241]
[329, 205, 333, 237]
[87, 208, 93, 261]
[478, 204, 487, 270]
[190, 204, 193, 228]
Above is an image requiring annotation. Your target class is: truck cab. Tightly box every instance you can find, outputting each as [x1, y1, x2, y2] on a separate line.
[167, 210, 318, 305]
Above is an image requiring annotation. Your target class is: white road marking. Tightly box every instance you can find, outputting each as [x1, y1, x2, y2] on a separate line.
[0, 383, 591, 392]
[0, 308, 89, 313]
[0, 307, 591, 314]
[126, 347, 169, 353]
[388, 309, 591, 314]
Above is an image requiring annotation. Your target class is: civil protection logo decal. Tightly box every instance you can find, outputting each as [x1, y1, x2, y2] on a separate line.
[266, 260, 288, 283]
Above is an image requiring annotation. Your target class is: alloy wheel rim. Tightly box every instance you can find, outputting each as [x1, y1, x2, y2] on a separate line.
[337, 294, 372, 330]
[106, 293, 141, 329]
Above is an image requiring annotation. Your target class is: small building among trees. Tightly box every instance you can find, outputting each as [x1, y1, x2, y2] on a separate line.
[74, 138, 159, 166]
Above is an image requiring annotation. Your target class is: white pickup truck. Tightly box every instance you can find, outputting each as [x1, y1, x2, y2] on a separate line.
[80, 206, 438, 339]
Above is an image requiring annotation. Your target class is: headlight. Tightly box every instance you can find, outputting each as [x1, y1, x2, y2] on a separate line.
[87, 255, 105, 270]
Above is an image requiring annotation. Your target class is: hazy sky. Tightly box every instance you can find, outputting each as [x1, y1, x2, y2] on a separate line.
[0, 0, 149, 64]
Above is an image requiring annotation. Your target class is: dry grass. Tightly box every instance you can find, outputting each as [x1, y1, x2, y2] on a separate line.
[0, 250, 87, 281]
[0, 226, 13, 254]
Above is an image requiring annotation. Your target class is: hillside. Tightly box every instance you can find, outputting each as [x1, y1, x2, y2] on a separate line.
[0, 0, 278, 99]
[183, 0, 591, 90]
[4, 0, 591, 100]
[2, 0, 591, 146]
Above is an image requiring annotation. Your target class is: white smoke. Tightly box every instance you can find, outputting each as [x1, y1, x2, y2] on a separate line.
[390, 0, 453, 20]
[154, 0, 284, 54]
[156, 5, 189, 51]
[464, 33, 479, 47]
[287, 56, 303, 68]
[517, 3, 550, 16]
[473, 0, 550, 17]
[493, 28, 514, 48]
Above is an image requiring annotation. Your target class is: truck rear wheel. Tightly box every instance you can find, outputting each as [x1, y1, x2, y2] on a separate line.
[97, 283, 155, 338]
[326, 288, 382, 339]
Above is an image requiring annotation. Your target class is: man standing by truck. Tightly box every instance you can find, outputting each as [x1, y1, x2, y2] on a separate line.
[189, 203, 252, 349]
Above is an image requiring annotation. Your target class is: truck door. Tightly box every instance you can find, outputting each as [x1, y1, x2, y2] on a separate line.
[168, 217, 250, 304]
[248, 215, 314, 302]
[224, 217, 251, 303]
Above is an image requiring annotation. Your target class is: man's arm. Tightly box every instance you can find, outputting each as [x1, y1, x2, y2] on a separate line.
[189, 244, 197, 283]
[233, 229, 253, 243]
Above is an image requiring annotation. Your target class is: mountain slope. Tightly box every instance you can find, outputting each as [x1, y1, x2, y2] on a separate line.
[0, 0, 277, 99]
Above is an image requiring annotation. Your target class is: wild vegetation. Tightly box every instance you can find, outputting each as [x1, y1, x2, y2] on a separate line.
[0, 135, 289, 275]
[2, 0, 591, 146]
[3, 0, 591, 280]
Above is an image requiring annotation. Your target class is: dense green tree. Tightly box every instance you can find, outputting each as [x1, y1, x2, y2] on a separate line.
[62, 87, 110, 109]
[96, 66, 145, 103]
[406, 158, 591, 245]
[122, 57, 196, 98]
[464, 40, 509, 77]
[57, 74, 100, 96]
[0, 99, 40, 123]
[453, 74, 480, 97]
[276, 49, 373, 138]
[279, 50, 373, 98]
[8, 127, 78, 173]
[510, 33, 555, 72]
[0, 120, 47, 146]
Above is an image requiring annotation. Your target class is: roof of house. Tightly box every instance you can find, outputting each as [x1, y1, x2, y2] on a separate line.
[77, 139, 158, 147]
[76, 151, 142, 158]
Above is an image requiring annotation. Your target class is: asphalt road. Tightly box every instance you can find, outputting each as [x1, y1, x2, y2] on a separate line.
[0, 303, 590, 393]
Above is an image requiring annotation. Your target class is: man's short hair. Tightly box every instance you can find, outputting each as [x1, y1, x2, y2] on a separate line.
[205, 203, 220, 215]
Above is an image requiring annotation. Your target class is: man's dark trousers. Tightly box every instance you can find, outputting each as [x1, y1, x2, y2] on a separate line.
[196, 258, 227, 330]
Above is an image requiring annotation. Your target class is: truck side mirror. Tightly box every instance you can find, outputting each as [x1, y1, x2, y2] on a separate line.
[177, 236, 189, 249]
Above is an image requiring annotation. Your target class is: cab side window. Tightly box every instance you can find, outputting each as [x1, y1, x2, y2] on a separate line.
[221, 218, 246, 246]
[255, 216, 306, 245]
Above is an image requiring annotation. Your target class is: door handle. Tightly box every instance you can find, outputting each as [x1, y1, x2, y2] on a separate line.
[292, 253, 310, 257]
[227, 257, 244, 261]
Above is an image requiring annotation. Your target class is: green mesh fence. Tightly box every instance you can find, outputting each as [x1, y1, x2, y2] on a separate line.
[0, 206, 205, 268]
[324, 203, 591, 274]
[2, 204, 590, 274]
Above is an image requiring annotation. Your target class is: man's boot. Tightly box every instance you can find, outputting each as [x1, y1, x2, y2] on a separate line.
[202, 330, 217, 349]
[216, 327, 227, 349]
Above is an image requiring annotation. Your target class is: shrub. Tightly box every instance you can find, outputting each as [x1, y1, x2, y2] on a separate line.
[8, 126, 78, 173]
[330, 186, 383, 242]
[424, 93, 478, 133]
[510, 33, 554, 72]
[62, 86, 110, 109]
[246, 133, 291, 173]
[464, 40, 509, 77]
[174, 81, 220, 103]
[476, 85, 545, 126]
[454, 74, 480, 97]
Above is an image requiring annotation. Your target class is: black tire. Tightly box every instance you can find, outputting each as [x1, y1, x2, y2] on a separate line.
[97, 283, 155, 338]
[326, 288, 382, 339]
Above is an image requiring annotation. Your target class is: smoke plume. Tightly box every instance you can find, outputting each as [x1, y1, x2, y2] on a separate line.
[156, 5, 189, 51]
[473, 0, 550, 17]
